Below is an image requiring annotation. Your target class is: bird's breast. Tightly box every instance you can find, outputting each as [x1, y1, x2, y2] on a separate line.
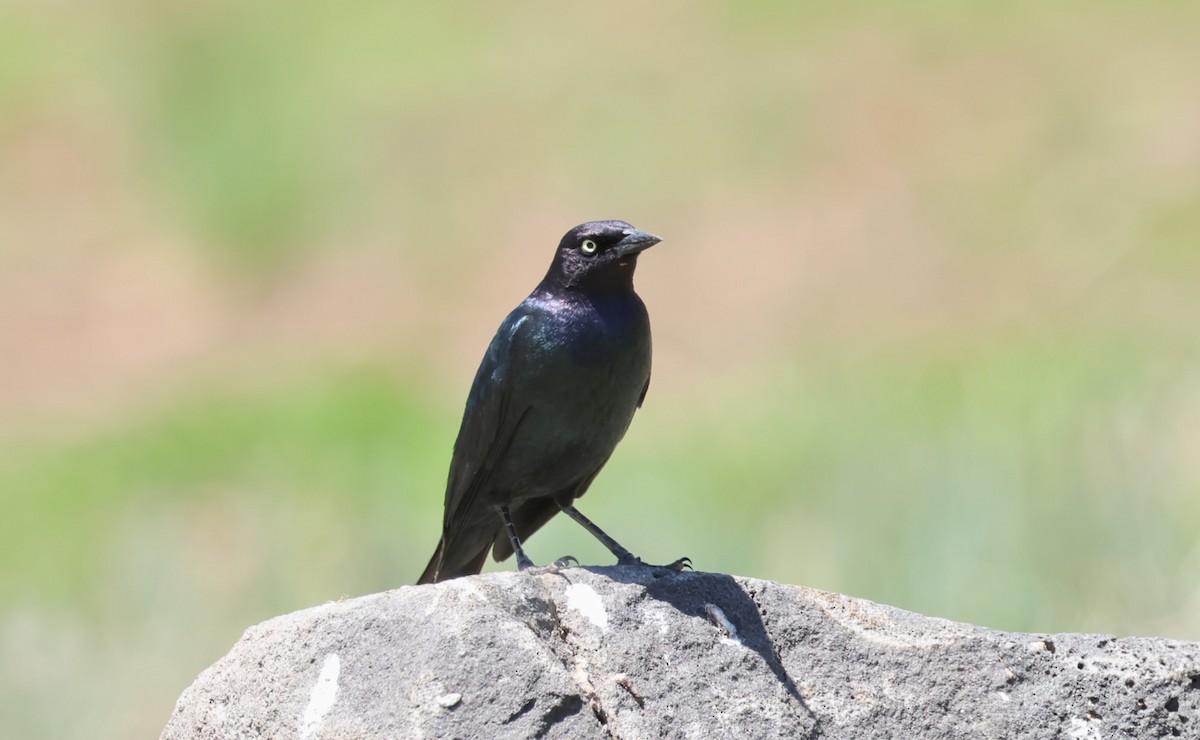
[497, 295, 651, 495]
[534, 297, 649, 378]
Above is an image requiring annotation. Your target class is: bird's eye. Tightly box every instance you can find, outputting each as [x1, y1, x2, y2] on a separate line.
[580, 239, 598, 255]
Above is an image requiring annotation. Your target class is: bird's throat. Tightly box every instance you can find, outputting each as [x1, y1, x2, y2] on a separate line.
[559, 257, 638, 295]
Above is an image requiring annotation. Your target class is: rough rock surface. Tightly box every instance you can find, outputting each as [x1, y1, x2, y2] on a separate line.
[162, 568, 1200, 739]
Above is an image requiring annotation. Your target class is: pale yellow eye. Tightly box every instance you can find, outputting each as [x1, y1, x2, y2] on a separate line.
[580, 239, 598, 255]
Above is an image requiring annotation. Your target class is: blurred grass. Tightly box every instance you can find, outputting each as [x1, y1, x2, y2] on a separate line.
[1, 368, 448, 604]
[139, 4, 514, 263]
[2, 1, 1200, 739]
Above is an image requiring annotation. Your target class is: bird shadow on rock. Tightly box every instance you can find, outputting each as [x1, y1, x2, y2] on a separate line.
[570, 565, 821, 734]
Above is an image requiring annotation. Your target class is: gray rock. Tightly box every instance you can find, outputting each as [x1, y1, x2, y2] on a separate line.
[161, 568, 1200, 739]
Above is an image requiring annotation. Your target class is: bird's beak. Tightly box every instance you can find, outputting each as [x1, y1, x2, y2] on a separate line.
[613, 229, 663, 258]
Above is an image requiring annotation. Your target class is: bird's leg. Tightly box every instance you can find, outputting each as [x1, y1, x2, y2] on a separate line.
[497, 505, 537, 571]
[557, 503, 692, 572]
[556, 503, 637, 563]
[497, 505, 578, 577]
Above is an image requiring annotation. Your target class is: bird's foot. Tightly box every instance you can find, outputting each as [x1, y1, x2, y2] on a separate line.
[552, 555, 580, 569]
[521, 556, 579, 577]
[616, 555, 693, 575]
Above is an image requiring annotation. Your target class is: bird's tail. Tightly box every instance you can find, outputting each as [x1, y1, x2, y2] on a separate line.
[415, 545, 443, 585]
[415, 537, 490, 585]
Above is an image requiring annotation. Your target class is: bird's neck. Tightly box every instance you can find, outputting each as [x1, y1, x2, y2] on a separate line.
[542, 258, 639, 296]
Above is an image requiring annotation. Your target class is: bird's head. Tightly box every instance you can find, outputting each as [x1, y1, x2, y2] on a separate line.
[543, 220, 662, 293]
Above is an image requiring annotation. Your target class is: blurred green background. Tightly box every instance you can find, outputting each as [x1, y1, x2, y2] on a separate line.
[3, 1, 1199, 737]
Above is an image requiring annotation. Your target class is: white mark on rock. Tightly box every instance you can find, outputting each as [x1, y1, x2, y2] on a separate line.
[814, 594, 951, 649]
[436, 692, 462, 708]
[996, 691, 1010, 703]
[299, 653, 340, 740]
[1067, 716, 1102, 740]
[1027, 639, 1056, 653]
[705, 603, 741, 645]
[565, 583, 608, 629]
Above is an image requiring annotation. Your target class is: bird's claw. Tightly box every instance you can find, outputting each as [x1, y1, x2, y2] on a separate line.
[663, 557, 693, 572]
[616, 555, 693, 574]
[552, 555, 580, 570]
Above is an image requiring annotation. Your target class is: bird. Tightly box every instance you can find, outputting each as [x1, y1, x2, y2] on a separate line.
[417, 220, 688, 584]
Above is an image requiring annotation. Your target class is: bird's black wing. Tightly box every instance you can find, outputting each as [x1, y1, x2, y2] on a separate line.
[438, 303, 540, 556]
